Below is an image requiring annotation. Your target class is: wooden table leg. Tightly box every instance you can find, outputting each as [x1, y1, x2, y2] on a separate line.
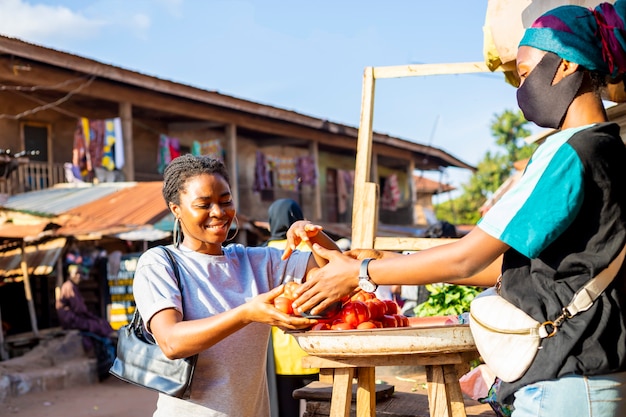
[356, 367, 376, 417]
[329, 367, 355, 417]
[426, 364, 469, 417]
[426, 364, 451, 417]
[444, 364, 468, 417]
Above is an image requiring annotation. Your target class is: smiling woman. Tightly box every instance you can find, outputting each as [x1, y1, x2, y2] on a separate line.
[130, 154, 341, 417]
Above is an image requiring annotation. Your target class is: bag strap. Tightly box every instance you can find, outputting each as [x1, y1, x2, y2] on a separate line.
[565, 243, 626, 317]
[161, 246, 183, 294]
[131, 246, 182, 329]
[542, 243, 626, 337]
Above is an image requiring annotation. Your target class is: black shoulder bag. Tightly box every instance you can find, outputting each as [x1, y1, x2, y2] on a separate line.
[109, 246, 198, 399]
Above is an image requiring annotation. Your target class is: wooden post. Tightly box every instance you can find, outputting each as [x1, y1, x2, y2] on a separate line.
[20, 240, 39, 337]
[226, 123, 238, 211]
[310, 141, 322, 221]
[119, 102, 134, 181]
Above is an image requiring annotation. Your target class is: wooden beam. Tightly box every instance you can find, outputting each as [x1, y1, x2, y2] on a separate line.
[372, 61, 502, 79]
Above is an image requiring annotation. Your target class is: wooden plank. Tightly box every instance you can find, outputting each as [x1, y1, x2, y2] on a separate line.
[352, 182, 379, 249]
[372, 62, 500, 79]
[373, 237, 458, 251]
[352, 66, 376, 249]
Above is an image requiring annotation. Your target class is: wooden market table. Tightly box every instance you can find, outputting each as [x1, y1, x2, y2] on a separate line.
[291, 323, 478, 417]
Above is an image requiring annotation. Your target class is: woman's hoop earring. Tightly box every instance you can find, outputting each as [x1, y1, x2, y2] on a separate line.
[173, 217, 183, 247]
[227, 216, 239, 242]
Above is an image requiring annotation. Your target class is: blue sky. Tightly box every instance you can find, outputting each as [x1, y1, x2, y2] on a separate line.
[0, 0, 525, 199]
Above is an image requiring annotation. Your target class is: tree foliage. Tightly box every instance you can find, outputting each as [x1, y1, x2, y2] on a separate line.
[435, 109, 536, 225]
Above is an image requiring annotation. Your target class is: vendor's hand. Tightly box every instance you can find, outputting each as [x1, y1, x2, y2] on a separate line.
[282, 220, 324, 260]
[243, 286, 316, 330]
[344, 248, 400, 260]
[344, 248, 384, 260]
[291, 244, 360, 316]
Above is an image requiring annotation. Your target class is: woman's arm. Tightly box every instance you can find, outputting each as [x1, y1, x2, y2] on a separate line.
[149, 285, 315, 359]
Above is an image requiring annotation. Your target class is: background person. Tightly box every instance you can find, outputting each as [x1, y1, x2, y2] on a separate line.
[56, 264, 115, 339]
[132, 155, 339, 417]
[290, 2, 626, 416]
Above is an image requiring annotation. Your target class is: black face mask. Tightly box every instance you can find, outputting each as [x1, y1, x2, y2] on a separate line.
[516, 52, 584, 129]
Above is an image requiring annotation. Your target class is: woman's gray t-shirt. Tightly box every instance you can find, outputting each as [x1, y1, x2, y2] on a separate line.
[133, 243, 310, 417]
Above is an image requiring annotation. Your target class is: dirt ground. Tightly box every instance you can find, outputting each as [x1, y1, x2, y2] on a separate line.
[1, 368, 494, 417]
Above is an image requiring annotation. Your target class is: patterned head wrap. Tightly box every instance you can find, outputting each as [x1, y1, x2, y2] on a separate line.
[519, 0, 626, 79]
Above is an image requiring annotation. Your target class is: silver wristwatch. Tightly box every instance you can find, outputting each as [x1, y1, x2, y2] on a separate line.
[358, 258, 378, 293]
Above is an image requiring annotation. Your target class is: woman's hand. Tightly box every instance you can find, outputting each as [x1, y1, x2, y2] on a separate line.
[242, 286, 316, 330]
[282, 220, 323, 260]
[291, 244, 360, 316]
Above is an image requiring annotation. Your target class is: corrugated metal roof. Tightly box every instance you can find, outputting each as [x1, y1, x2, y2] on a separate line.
[2, 182, 135, 217]
[57, 181, 169, 236]
[413, 175, 455, 194]
[0, 237, 66, 279]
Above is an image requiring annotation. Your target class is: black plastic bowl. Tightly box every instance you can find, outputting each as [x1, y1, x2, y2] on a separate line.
[300, 301, 342, 319]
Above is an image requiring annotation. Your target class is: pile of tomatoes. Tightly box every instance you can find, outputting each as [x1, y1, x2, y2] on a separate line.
[274, 282, 410, 331]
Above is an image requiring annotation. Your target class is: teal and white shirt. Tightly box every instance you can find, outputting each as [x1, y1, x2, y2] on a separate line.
[478, 123, 626, 402]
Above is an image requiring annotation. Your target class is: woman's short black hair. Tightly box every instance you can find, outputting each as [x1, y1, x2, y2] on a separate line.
[162, 154, 230, 205]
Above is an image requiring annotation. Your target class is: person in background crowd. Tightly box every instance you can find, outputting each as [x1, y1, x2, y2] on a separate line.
[289, 2, 626, 416]
[264, 198, 319, 417]
[56, 264, 115, 340]
[132, 155, 340, 417]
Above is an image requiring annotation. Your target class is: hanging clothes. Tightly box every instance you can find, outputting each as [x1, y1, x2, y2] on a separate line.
[88, 119, 105, 170]
[253, 150, 272, 192]
[72, 119, 88, 176]
[296, 155, 316, 188]
[157, 135, 180, 174]
[272, 156, 297, 191]
[337, 170, 354, 215]
[381, 173, 401, 211]
[192, 139, 224, 161]
[102, 119, 117, 171]
[111, 117, 125, 170]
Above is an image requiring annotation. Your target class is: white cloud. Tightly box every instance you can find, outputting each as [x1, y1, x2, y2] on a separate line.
[0, 0, 105, 43]
[155, 0, 183, 18]
[127, 13, 151, 40]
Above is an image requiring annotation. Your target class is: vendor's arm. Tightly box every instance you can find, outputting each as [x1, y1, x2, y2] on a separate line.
[149, 285, 315, 359]
[292, 227, 507, 315]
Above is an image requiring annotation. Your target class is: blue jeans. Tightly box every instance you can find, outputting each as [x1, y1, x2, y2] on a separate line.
[512, 372, 626, 417]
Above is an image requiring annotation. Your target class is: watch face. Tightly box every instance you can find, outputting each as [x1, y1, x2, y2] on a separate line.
[359, 278, 376, 293]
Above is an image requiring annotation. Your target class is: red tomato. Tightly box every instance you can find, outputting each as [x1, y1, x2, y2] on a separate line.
[331, 321, 355, 330]
[370, 320, 384, 328]
[274, 296, 294, 315]
[283, 281, 300, 299]
[364, 298, 386, 320]
[356, 321, 377, 330]
[392, 314, 407, 327]
[383, 300, 399, 315]
[341, 301, 370, 328]
[351, 290, 375, 302]
[311, 322, 331, 331]
[381, 314, 398, 328]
